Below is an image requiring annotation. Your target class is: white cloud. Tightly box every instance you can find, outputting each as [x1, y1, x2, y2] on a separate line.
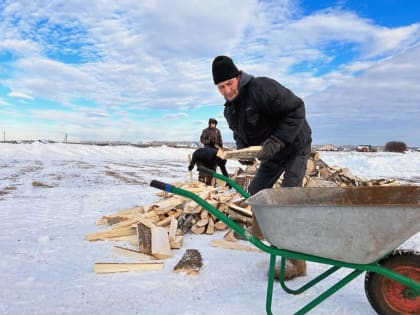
[8, 91, 34, 100]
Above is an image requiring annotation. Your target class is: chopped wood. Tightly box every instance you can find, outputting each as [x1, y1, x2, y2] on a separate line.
[111, 217, 139, 229]
[113, 246, 157, 261]
[226, 203, 253, 218]
[137, 222, 152, 254]
[217, 146, 262, 160]
[195, 218, 209, 227]
[155, 216, 172, 227]
[206, 217, 214, 235]
[151, 226, 172, 259]
[153, 197, 185, 215]
[191, 224, 205, 234]
[170, 235, 184, 249]
[210, 239, 262, 252]
[173, 249, 203, 275]
[94, 262, 163, 274]
[168, 217, 178, 241]
[85, 226, 137, 241]
[214, 220, 228, 230]
[223, 229, 238, 242]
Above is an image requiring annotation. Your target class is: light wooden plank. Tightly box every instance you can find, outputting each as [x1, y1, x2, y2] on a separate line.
[210, 239, 262, 252]
[94, 262, 163, 274]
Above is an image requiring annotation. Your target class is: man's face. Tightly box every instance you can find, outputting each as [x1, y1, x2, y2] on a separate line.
[216, 76, 239, 101]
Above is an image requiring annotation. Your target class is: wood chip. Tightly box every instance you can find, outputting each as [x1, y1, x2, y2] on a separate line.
[173, 249, 203, 275]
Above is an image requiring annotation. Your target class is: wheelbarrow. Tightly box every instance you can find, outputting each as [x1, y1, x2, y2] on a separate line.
[150, 167, 420, 315]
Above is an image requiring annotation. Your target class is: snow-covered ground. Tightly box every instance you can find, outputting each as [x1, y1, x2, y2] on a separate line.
[0, 143, 419, 315]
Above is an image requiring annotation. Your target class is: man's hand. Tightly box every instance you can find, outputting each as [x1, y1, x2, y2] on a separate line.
[257, 136, 285, 160]
[188, 164, 194, 171]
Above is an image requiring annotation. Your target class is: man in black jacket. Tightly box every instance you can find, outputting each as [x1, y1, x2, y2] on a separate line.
[212, 55, 312, 280]
[188, 147, 229, 185]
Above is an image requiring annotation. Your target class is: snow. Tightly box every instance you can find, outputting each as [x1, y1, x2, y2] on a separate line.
[0, 143, 419, 315]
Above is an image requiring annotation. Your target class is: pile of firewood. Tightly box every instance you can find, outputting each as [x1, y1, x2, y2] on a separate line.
[85, 181, 252, 274]
[226, 148, 400, 189]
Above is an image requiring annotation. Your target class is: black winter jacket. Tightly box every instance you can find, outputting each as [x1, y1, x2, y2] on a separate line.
[224, 72, 311, 154]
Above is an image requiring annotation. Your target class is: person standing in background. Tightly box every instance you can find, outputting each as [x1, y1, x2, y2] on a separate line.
[200, 118, 223, 149]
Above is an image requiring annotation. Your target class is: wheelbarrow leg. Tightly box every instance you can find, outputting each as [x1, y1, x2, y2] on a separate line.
[266, 254, 277, 315]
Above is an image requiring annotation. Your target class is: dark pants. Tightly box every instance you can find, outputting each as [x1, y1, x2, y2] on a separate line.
[248, 143, 311, 195]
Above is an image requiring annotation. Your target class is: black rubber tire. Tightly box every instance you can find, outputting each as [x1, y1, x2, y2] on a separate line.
[365, 249, 420, 315]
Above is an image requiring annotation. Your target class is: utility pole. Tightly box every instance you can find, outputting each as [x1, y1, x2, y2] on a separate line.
[64, 133, 68, 143]
[3, 130, 5, 142]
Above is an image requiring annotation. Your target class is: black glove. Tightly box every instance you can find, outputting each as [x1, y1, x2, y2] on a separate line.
[239, 159, 255, 165]
[257, 136, 285, 160]
[188, 164, 194, 171]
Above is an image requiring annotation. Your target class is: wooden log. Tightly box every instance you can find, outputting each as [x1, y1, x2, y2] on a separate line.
[153, 197, 185, 215]
[137, 222, 152, 254]
[170, 235, 183, 249]
[211, 239, 262, 252]
[191, 224, 205, 234]
[214, 220, 228, 230]
[195, 218, 209, 227]
[94, 262, 163, 274]
[226, 203, 253, 218]
[206, 217, 214, 235]
[168, 217, 178, 242]
[217, 146, 262, 160]
[85, 226, 137, 241]
[156, 216, 172, 227]
[223, 229, 238, 242]
[305, 159, 316, 175]
[113, 246, 157, 261]
[111, 217, 139, 229]
[173, 249, 203, 275]
[151, 226, 172, 259]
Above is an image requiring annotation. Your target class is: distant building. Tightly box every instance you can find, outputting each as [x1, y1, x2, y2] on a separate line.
[319, 144, 338, 151]
[357, 145, 372, 152]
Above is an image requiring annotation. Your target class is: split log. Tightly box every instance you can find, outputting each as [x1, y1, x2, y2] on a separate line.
[217, 146, 262, 160]
[153, 197, 185, 215]
[85, 226, 137, 241]
[211, 239, 262, 252]
[173, 249, 203, 275]
[137, 222, 152, 254]
[223, 229, 238, 242]
[214, 220, 228, 230]
[168, 217, 178, 241]
[226, 203, 253, 218]
[113, 246, 157, 261]
[94, 262, 163, 274]
[151, 226, 172, 259]
[191, 224, 205, 234]
[111, 217, 139, 230]
[206, 217, 214, 235]
[170, 235, 184, 249]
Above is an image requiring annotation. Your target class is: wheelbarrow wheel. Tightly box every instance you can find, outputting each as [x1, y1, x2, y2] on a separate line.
[364, 249, 420, 315]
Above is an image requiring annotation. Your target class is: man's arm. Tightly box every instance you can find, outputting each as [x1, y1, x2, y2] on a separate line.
[259, 78, 306, 144]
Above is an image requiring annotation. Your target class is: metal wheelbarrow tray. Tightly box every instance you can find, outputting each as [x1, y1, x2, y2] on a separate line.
[247, 186, 420, 264]
[151, 168, 420, 315]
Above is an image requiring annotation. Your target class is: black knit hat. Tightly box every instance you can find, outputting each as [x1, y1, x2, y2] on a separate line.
[208, 118, 217, 125]
[212, 55, 240, 84]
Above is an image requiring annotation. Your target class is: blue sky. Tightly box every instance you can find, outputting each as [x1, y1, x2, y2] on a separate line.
[0, 0, 419, 146]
